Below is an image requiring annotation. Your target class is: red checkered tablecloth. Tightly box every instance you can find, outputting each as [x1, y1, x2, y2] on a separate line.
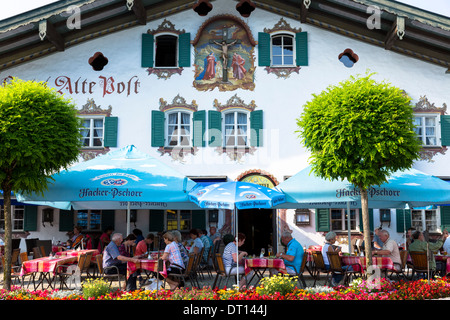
[20, 256, 78, 276]
[244, 258, 287, 276]
[55, 249, 99, 260]
[127, 259, 167, 279]
[341, 255, 395, 273]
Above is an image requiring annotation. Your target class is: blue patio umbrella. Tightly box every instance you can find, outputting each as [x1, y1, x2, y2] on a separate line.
[17, 145, 198, 234]
[188, 181, 286, 288]
[274, 166, 450, 209]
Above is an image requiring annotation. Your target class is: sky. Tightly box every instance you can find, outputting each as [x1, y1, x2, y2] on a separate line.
[0, 0, 450, 20]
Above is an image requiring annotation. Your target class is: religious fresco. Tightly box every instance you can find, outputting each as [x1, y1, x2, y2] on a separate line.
[192, 15, 256, 92]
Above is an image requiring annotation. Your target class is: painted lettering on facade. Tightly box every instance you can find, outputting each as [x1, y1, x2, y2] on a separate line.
[53, 75, 140, 96]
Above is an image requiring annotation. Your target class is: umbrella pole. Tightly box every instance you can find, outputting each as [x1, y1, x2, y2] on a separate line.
[347, 202, 351, 254]
[127, 201, 131, 236]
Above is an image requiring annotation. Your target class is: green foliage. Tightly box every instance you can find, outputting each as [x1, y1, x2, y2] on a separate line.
[82, 278, 111, 299]
[0, 78, 82, 194]
[296, 72, 421, 189]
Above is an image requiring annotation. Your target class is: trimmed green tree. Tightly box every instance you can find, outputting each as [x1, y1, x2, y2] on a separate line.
[296, 72, 421, 270]
[0, 78, 82, 290]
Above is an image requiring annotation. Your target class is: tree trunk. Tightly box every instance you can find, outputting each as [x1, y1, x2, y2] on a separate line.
[360, 188, 373, 272]
[2, 184, 12, 290]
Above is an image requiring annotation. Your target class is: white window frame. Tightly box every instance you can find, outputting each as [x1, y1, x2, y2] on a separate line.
[411, 209, 439, 233]
[154, 33, 179, 68]
[330, 208, 359, 232]
[270, 32, 295, 67]
[222, 109, 250, 147]
[165, 110, 192, 147]
[0, 205, 24, 232]
[75, 209, 102, 231]
[165, 209, 192, 232]
[413, 113, 441, 147]
[80, 116, 105, 148]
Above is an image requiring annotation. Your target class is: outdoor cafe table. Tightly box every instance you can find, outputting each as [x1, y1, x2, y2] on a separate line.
[55, 249, 99, 262]
[244, 258, 287, 285]
[434, 255, 450, 275]
[341, 255, 395, 274]
[20, 255, 78, 289]
[127, 258, 168, 280]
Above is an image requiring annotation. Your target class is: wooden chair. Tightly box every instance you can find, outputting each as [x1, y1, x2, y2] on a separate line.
[212, 253, 236, 289]
[32, 247, 42, 259]
[165, 253, 198, 289]
[311, 250, 330, 286]
[287, 254, 308, 288]
[326, 251, 361, 286]
[56, 253, 87, 290]
[194, 248, 205, 280]
[81, 251, 94, 278]
[19, 252, 35, 289]
[409, 251, 433, 280]
[388, 250, 409, 281]
[200, 246, 213, 279]
[95, 253, 125, 289]
[1, 251, 24, 286]
[39, 246, 46, 257]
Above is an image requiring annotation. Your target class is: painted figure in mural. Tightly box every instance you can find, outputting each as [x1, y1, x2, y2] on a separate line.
[212, 39, 238, 72]
[231, 53, 246, 80]
[196, 52, 217, 80]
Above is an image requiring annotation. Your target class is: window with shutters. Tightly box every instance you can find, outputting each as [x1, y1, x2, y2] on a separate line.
[166, 110, 192, 147]
[330, 208, 359, 231]
[411, 209, 438, 233]
[142, 19, 191, 79]
[258, 18, 307, 79]
[80, 116, 104, 148]
[224, 110, 249, 147]
[0, 205, 24, 231]
[413, 114, 440, 147]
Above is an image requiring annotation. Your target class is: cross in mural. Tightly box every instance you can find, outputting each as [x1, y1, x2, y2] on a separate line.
[209, 27, 241, 82]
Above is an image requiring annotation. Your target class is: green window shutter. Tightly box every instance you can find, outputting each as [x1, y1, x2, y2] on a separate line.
[359, 209, 374, 232]
[440, 206, 450, 230]
[208, 110, 222, 147]
[178, 32, 191, 67]
[23, 206, 38, 231]
[149, 210, 165, 232]
[315, 209, 330, 232]
[258, 32, 271, 67]
[59, 210, 74, 232]
[193, 110, 206, 147]
[250, 110, 263, 147]
[396, 209, 411, 233]
[141, 33, 154, 68]
[295, 32, 308, 66]
[441, 115, 450, 146]
[101, 210, 115, 231]
[151, 110, 165, 147]
[104, 117, 118, 148]
[192, 210, 206, 230]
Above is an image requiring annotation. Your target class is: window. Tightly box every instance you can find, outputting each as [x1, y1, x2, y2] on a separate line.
[166, 210, 192, 231]
[76, 210, 101, 231]
[0, 205, 24, 231]
[414, 114, 439, 146]
[155, 34, 178, 67]
[224, 111, 249, 147]
[411, 209, 438, 233]
[330, 208, 358, 231]
[167, 111, 192, 147]
[271, 33, 294, 66]
[80, 117, 104, 148]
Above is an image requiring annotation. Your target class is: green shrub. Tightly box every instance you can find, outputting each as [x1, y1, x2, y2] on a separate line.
[82, 278, 111, 299]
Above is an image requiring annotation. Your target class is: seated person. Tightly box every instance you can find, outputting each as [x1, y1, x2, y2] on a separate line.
[103, 233, 141, 291]
[135, 233, 155, 257]
[119, 234, 137, 257]
[67, 226, 83, 249]
[373, 230, 402, 271]
[322, 231, 352, 286]
[188, 228, 203, 254]
[160, 232, 185, 290]
[408, 230, 448, 276]
[275, 231, 304, 275]
[223, 233, 253, 289]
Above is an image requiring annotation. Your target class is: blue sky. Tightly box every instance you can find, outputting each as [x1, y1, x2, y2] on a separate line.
[0, 0, 449, 20]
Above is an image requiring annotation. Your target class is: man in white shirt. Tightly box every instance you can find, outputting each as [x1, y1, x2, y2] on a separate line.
[373, 230, 402, 271]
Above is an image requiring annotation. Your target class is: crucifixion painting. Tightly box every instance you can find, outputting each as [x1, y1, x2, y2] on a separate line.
[193, 16, 256, 92]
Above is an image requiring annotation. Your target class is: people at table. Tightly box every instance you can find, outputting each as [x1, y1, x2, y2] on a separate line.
[408, 230, 449, 276]
[67, 226, 83, 249]
[322, 231, 352, 286]
[159, 231, 185, 290]
[223, 232, 253, 289]
[171, 230, 189, 266]
[119, 234, 137, 257]
[199, 229, 211, 264]
[406, 227, 417, 250]
[98, 226, 114, 252]
[372, 230, 402, 271]
[133, 228, 145, 245]
[103, 233, 140, 291]
[275, 231, 304, 275]
[209, 226, 221, 245]
[188, 228, 204, 254]
[135, 233, 155, 257]
[373, 227, 383, 249]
